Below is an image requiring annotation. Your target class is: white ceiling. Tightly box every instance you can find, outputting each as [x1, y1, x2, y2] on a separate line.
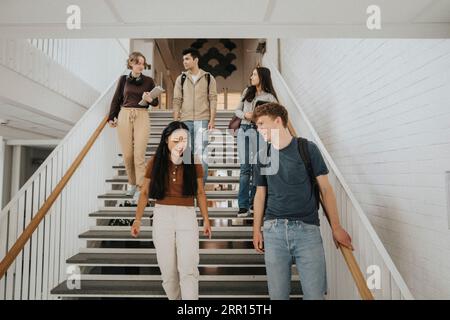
[0, 102, 70, 140]
[0, 0, 449, 141]
[0, 0, 449, 38]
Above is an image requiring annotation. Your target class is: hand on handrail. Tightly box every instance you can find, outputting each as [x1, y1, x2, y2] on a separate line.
[332, 225, 353, 250]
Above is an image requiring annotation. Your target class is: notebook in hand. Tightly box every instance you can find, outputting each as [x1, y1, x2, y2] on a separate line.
[138, 86, 165, 106]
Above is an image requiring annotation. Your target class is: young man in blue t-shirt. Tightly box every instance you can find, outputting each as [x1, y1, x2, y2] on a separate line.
[252, 102, 353, 300]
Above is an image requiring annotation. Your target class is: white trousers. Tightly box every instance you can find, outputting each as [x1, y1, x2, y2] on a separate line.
[152, 204, 200, 300]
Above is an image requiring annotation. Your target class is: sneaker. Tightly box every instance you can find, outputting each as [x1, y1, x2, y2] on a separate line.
[237, 208, 250, 218]
[249, 206, 254, 213]
[133, 190, 141, 202]
[126, 185, 137, 197]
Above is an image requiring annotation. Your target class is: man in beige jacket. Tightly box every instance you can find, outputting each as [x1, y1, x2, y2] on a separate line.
[173, 48, 218, 183]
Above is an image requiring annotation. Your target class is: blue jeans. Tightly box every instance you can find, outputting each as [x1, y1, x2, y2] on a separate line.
[183, 120, 209, 184]
[263, 219, 327, 300]
[237, 124, 258, 209]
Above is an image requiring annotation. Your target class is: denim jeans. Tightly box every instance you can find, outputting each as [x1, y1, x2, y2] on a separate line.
[183, 120, 209, 184]
[263, 219, 327, 300]
[237, 124, 258, 209]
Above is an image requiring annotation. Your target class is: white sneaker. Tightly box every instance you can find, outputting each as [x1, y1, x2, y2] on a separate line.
[133, 190, 141, 202]
[126, 185, 137, 197]
[237, 208, 251, 218]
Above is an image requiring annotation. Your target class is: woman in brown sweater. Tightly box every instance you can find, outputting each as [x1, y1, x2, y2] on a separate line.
[131, 121, 212, 300]
[108, 52, 159, 199]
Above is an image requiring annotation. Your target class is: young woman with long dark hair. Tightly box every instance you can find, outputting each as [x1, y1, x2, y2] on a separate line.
[234, 67, 278, 217]
[131, 121, 212, 300]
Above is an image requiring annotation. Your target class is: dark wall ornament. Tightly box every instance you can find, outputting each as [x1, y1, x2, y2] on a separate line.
[190, 39, 238, 79]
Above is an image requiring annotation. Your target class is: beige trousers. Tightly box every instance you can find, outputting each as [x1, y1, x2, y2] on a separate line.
[117, 108, 150, 188]
[152, 204, 200, 300]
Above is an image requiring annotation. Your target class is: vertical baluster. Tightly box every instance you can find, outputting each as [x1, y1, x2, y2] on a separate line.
[6, 39, 14, 70]
[42, 39, 47, 56]
[41, 160, 53, 299]
[340, 184, 347, 234]
[6, 204, 18, 299]
[68, 137, 75, 259]
[0, 209, 8, 299]
[51, 150, 63, 297]
[18, 40, 27, 77]
[29, 174, 41, 300]
[35, 168, 47, 299]
[49, 39, 54, 61]
[27, 43, 34, 77]
[332, 183, 340, 298]
[35, 39, 42, 84]
[327, 221, 335, 300]
[13, 195, 26, 300]
[0, 39, 6, 65]
[47, 155, 57, 299]
[363, 228, 373, 299]
[59, 144, 68, 282]
[73, 127, 80, 249]
[37, 39, 43, 51]
[20, 187, 34, 299]
[344, 197, 356, 298]
[339, 192, 350, 299]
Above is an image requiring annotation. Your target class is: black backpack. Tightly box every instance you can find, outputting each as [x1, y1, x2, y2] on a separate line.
[296, 137, 321, 211]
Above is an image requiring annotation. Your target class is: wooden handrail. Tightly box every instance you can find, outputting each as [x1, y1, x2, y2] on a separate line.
[0, 115, 109, 280]
[287, 119, 374, 300]
[0, 111, 374, 299]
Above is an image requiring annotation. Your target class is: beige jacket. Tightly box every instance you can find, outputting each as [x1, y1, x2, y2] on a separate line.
[173, 69, 218, 121]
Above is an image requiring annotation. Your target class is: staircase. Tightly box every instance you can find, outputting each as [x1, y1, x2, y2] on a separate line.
[50, 110, 303, 299]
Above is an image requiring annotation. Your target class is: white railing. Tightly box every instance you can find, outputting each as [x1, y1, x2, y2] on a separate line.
[27, 38, 129, 93]
[0, 39, 99, 108]
[0, 75, 121, 300]
[266, 60, 414, 300]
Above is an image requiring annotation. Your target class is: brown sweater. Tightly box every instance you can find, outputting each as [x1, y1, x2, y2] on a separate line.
[108, 74, 159, 121]
[144, 157, 206, 206]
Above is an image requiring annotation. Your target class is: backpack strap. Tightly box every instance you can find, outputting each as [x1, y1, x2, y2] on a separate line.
[118, 74, 127, 105]
[180, 73, 187, 99]
[206, 73, 211, 89]
[205, 73, 211, 104]
[297, 137, 321, 210]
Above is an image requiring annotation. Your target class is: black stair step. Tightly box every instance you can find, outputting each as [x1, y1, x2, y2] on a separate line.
[118, 153, 239, 157]
[51, 280, 302, 297]
[113, 163, 241, 170]
[79, 230, 252, 240]
[83, 266, 268, 276]
[88, 240, 254, 249]
[148, 115, 232, 119]
[144, 145, 237, 149]
[98, 191, 238, 200]
[67, 253, 264, 265]
[106, 176, 240, 184]
[88, 209, 246, 219]
[150, 127, 230, 132]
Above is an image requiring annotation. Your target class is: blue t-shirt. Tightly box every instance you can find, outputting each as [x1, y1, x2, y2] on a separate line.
[254, 137, 329, 225]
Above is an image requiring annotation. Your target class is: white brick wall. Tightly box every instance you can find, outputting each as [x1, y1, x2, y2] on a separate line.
[279, 39, 450, 299]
